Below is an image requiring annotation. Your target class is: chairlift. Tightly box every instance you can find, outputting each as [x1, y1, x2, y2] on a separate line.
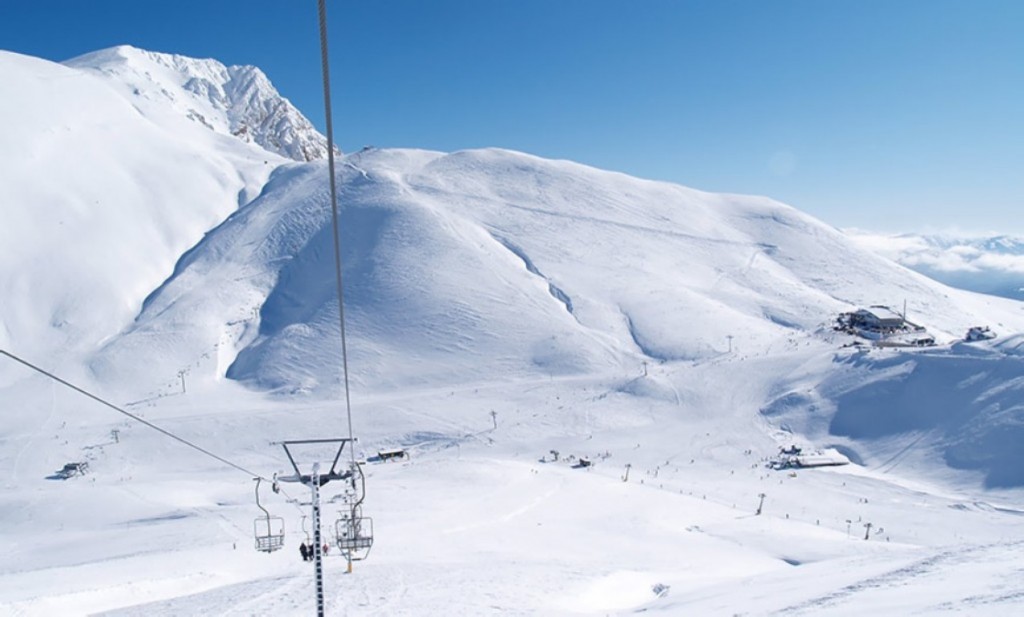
[334, 504, 374, 561]
[253, 477, 285, 553]
[334, 461, 373, 560]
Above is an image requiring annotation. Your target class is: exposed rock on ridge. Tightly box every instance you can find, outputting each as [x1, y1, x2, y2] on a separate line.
[65, 45, 331, 161]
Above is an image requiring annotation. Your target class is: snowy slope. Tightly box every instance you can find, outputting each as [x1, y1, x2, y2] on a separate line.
[5, 46, 1024, 617]
[89, 147, 1024, 400]
[0, 48, 328, 382]
[761, 335, 1024, 490]
[5, 359, 1024, 616]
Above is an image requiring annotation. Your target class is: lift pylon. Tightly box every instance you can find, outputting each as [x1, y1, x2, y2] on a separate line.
[274, 438, 358, 617]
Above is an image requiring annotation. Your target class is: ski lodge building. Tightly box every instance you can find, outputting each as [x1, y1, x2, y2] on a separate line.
[851, 306, 905, 332]
[835, 304, 935, 347]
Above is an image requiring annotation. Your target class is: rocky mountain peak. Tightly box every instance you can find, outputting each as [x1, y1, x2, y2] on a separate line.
[64, 45, 331, 161]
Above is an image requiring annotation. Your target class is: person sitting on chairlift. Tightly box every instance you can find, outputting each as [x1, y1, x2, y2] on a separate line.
[300, 542, 309, 562]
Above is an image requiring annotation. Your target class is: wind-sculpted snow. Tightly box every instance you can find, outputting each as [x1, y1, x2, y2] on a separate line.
[489, 234, 576, 317]
[96, 152, 622, 394]
[763, 341, 1024, 488]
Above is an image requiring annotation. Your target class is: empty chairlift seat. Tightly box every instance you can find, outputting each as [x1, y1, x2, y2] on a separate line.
[254, 517, 286, 553]
[253, 477, 285, 553]
[335, 505, 374, 560]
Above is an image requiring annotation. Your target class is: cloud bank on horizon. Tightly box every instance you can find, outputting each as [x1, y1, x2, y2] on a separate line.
[848, 230, 1024, 300]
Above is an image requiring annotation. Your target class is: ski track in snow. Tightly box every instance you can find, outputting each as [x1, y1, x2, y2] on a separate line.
[777, 548, 970, 614]
[776, 541, 1024, 615]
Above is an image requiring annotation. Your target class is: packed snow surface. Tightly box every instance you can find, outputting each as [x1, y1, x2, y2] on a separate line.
[3, 47, 1024, 616]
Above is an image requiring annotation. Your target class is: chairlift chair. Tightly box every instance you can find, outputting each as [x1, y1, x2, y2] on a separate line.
[253, 478, 285, 553]
[334, 505, 374, 560]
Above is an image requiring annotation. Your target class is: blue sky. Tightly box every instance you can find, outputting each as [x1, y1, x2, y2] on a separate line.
[2, 1, 1021, 233]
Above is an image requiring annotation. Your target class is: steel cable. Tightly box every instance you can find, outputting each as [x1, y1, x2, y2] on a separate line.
[1, 349, 269, 481]
[317, 0, 358, 468]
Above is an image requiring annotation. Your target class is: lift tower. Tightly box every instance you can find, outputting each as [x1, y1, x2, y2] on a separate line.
[275, 438, 356, 617]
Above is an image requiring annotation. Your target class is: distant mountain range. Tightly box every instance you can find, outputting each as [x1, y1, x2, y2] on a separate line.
[847, 231, 1024, 300]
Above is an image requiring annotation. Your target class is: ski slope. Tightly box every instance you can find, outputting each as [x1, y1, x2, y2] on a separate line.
[3, 46, 1024, 616]
[5, 354, 1024, 616]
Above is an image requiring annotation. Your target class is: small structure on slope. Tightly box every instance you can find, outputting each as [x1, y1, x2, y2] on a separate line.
[374, 448, 407, 462]
[51, 462, 89, 480]
[965, 326, 997, 342]
[769, 447, 849, 470]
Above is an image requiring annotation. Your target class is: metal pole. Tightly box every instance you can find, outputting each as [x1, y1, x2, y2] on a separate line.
[346, 502, 354, 573]
[311, 463, 325, 617]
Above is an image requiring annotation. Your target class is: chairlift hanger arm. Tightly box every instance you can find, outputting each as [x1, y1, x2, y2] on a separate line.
[353, 457, 368, 508]
[274, 438, 356, 485]
[254, 477, 271, 518]
[328, 440, 350, 476]
[277, 472, 351, 486]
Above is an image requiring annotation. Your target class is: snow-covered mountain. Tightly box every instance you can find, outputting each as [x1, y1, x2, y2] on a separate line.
[0, 49, 271, 378]
[848, 230, 1024, 300]
[65, 45, 331, 162]
[89, 147, 1024, 400]
[0, 47, 330, 382]
[4, 46, 1024, 616]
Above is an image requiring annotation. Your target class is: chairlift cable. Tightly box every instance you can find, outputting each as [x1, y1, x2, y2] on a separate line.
[0, 349, 268, 481]
[316, 0, 358, 468]
[273, 482, 309, 515]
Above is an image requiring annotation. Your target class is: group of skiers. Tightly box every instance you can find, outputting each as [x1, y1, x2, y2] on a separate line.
[299, 541, 330, 561]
